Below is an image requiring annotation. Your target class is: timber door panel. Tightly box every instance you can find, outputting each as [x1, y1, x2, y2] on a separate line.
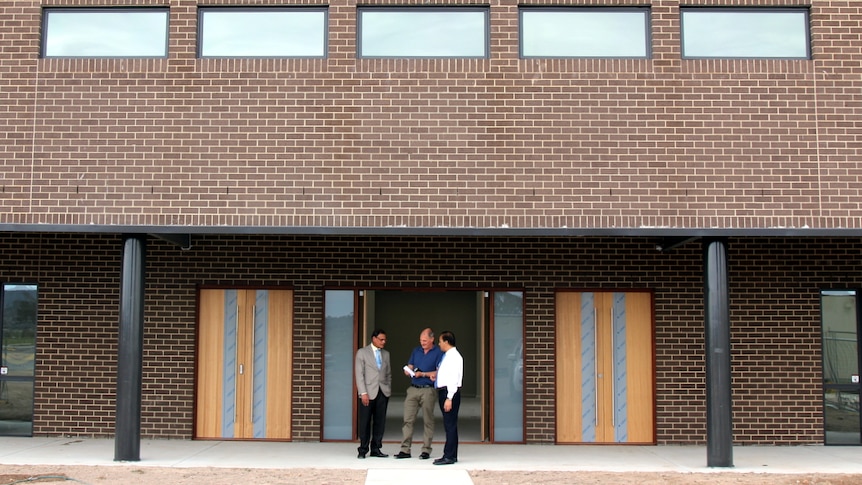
[196, 288, 293, 440]
[556, 291, 654, 444]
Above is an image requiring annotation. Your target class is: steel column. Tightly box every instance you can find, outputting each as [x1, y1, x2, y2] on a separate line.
[114, 235, 146, 462]
[704, 239, 733, 467]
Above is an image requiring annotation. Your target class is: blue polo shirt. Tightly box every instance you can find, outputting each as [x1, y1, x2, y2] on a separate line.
[408, 345, 443, 387]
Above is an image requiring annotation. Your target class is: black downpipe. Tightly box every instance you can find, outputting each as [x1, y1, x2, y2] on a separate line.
[114, 235, 145, 462]
[704, 238, 733, 467]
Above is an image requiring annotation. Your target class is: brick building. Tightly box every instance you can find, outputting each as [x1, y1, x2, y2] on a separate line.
[1, 0, 860, 462]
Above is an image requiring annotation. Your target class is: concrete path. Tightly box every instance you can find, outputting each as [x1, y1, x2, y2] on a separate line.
[0, 437, 860, 485]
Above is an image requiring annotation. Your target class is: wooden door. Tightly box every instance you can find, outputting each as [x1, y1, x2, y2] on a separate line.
[196, 288, 293, 440]
[556, 291, 653, 443]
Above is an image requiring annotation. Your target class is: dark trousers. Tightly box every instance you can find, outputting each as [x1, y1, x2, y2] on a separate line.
[437, 388, 460, 460]
[357, 391, 389, 454]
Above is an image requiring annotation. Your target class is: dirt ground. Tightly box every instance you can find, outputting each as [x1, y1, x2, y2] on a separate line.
[0, 466, 860, 485]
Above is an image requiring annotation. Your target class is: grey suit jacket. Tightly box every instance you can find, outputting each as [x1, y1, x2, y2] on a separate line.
[354, 343, 392, 400]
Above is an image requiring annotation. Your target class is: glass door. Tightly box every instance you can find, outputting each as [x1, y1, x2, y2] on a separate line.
[822, 290, 861, 445]
[0, 284, 38, 437]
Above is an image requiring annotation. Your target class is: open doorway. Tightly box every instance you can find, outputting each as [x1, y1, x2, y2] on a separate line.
[370, 290, 483, 442]
[322, 288, 524, 444]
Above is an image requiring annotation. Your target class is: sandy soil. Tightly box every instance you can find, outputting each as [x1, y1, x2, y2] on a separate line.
[471, 471, 862, 484]
[0, 466, 861, 485]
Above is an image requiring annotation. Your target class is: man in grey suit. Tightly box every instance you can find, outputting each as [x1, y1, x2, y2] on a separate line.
[354, 328, 392, 458]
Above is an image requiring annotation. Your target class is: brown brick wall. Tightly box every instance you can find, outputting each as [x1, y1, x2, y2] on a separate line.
[3, 233, 857, 444]
[0, 1, 861, 231]
[28, 234, 122, 436]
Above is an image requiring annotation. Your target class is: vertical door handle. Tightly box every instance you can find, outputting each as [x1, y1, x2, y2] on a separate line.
[594, 308, 599, 426]
[610, 307, 615, 428]
[251, 304, 256, 422]
[251, 304, 256, 379]
[236, 304, 242, 375]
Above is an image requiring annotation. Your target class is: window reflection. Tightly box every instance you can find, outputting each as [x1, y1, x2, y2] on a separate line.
[199, 8, 327, 58]
[822, 293, 859, 385]
[359, 8, 488, 58]
[43, 9, 168, 58]
[681, 9, 809, 59]
[825, 389, 861, 445]
[520, 8, 649, 58]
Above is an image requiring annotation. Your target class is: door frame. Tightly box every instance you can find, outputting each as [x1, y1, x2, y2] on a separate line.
[321, 287, 525, 443]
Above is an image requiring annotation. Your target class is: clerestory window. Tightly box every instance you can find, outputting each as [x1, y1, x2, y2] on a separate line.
[358, 7, 489, 58]
[519, 7, 650, 59]
[198, 7, 328, 58]
[41, 8, 169, 58]
[680, 7, 810, 59]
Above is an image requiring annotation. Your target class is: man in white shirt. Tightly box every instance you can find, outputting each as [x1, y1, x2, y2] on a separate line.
[433, 330, 463, 465]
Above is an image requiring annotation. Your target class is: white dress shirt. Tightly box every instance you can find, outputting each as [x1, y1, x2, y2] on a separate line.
[436, 346, 463, 400]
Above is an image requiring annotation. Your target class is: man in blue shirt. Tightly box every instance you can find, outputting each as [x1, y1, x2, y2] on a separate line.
[394, 328, 443, 460]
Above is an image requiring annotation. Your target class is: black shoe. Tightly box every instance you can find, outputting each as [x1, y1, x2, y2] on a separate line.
[433, 457, 456, 465]
[358, 452, 366, 459]
[370, 451, 389, 458]
[394, 451, 412, 459]
[419, 452, 430, 460]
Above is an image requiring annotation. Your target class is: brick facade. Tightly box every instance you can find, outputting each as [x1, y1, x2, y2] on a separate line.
[4, 233, 853, 444]
[1, 0, 861, 231]
[1, 0, 860, 447]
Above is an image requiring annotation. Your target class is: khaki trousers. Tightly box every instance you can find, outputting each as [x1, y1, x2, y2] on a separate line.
[400, 385, 437, 454]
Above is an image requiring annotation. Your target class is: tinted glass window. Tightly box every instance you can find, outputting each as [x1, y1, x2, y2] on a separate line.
[493, 291, 524, 442]
[681, 8, 809, 59]
[323, 290, 355, 440]
[359, 8, 488, 58]
[0, 284, 38, 437]
[821, 290, 862, 445]
[520, 8, 649, 58]
[199, 8, 327, 58]
[42, 8, 168, 58]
